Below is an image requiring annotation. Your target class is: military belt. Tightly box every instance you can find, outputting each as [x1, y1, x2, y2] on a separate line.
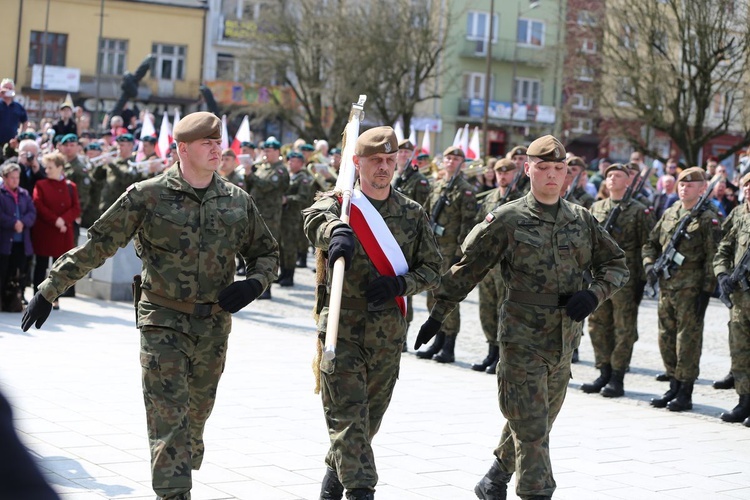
[323, 293, 399, 311]
[142, 289, 223, 318]
[507, 289, 572, 308]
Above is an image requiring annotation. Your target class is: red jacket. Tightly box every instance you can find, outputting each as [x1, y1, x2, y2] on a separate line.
[31, 177, 81, 258]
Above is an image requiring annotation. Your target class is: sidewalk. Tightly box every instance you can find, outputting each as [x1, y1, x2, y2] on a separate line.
[1, 281, 749, 499]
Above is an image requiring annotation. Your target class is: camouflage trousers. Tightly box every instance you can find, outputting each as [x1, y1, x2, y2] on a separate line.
[587, 281, 639, 372]
[729, 292, 750, 395]
[140, 326, 228, 499]
[657, 286, 704, 381]
[319, 307, 406, 490]
[426, 251, 460, 338]
[493, 342, 572, 499]
[478, 266, 506, 346]
[279, 232, 302, 271]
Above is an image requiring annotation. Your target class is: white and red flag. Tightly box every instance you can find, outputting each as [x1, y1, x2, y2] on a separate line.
[221, 115, 230, 151]
[421, 130, 431, 155]
[467, 126, 481, 160]
[452, 127, 463, 148]
[231, 115, 251, 156]
[393, 120, 405, 143]
[156, 112, 172, 159]
[136, 112, 157, 161]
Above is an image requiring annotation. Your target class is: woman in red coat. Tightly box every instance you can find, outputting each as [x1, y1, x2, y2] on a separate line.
[31, 152, 80, 308]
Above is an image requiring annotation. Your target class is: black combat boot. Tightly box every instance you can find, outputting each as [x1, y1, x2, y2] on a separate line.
[581, 364, 612, 394]
[713, 372, 735, 390]
[571, 348, 579, 363]
[474, 458, 512, 500]
[434, 336, 456, 363]
[416, 331, 444, 359]
[655, 372, 669, 381]
[297, 251, 308, 268]
[486, 361, 498, 375]
[651, 378, 680, 408]
[345, 488, 374, 500]
[600, 369, 625, 398]
[258, 287, 272, 300]
[720, 394, 750, 423]
[743, 416, 750, 427]
[278, 268, 294, 287]
[319, 467, 344, 500]
[472, 345, 499, 372]
[666, 380, 694, 412]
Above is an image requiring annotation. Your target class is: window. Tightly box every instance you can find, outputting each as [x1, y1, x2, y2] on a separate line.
[577, 66, 594, 81]
[28, 31, 68, 66]
[571, 118, 593, 134]
[513, 78, 541, 105]
[581, 38, 597, 54]
[466, 11, 499, 55]
[620, 25, 637, 49]
[151, 43, 186, 80]
[217, 53, 235, 80]
[616, 78, 634, 105]
[577, 10, 597, 26]
[517, 18, 545, 47]
[98, 39, 128, 76]
[463, 72, 487, 100]
[570, 93, 593, 110]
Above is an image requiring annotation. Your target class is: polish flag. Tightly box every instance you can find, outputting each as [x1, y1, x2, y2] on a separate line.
[467, 126, 481, 160]
[172, 109, 181, 132]
[136, 112, 157, 161]
[221, 115, 230, 151]
[452, 127, 463, 148]
[156, 112, 172, 159]
[421, 130, 431, 155]
[231, 115, 251, 156]
[393, 121, 405, 143]
[461, 124, 470, 154]
[408, 125, 417, 147]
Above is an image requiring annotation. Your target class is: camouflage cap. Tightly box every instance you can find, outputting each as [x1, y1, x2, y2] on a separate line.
[494, 158, 516, 172]
[604, 163, 629, 177]
[508, 145, 528, 157]
[677, 166, 707, 183]
[740, 172, 750, 187]
[173, 112, 221, 143]
[566, 156, 587, 170]
[355, 126, 398, 156]
[526, 135, 566, 162]
[443, 146, 465, 158]
[59, 133, 78, 144]
[398, 139, 415, 151]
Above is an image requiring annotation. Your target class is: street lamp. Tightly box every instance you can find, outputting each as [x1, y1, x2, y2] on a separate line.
[510, 0, 540, 135]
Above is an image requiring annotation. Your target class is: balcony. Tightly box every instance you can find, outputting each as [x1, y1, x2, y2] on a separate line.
[457, 98, 556, 126]
[460, 39, 550, 67]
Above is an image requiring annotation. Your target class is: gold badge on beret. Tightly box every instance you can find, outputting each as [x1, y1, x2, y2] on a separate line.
[443, 146, 465, 158]
[604, 163, 629, 177]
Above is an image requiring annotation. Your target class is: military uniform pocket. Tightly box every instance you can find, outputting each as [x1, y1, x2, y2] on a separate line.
[140, 349, 188, 407]
[498, 361, 547, 421]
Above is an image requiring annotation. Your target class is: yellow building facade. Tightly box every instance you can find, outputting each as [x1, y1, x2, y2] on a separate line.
[2, 0, 206, 122]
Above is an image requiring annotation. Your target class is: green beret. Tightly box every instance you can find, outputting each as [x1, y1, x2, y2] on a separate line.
[240, 141, 256, 148]
[300, 143, 315, 152]
[604, 163, 629, 177]
[355, 126, 398, 156]
[18, 132, 37, 140]
[566, 156, 587, 170]
[398, 139, 415, 151]
[678, 167, 707, 183]
[264, 138, 282, 150]
[84, 142, 102, 151]
[508, 145, 528, 157]
[330, 148, 341, 155]
[287, 151, 304, 160]
[59, 133, 78, 144]
[527, 135, 566, 162]
[141, 135, 157, 144]
[740, 172, 750, 187]
[494, 158, 516, 172]
[116, 133, 135, 143]
[443, 146, 465, 158]
[173, 112, 221, 143]
[416, 153, 430, 160]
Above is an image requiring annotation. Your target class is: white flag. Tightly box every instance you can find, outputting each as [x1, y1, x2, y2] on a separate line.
[452, 128, 463, 148]
[461, 124, 470, 154]
[467, 126, 481, 160]
[232, 115, 251, 155]
[408, 125, 417, 146]
[136, 112, 157, 161]
[173, 109, 181, 131]
[421, 130, 431, 155]
[393, 121, 405, 143]
[156, 112, 172, 160]
[221, 115, 230, 151]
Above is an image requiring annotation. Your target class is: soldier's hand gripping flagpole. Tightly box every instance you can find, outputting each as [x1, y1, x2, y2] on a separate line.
[324, 95, 366, 361]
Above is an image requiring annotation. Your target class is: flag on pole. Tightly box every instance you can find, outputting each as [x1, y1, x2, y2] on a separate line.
[136, 112, 157, 161]
[467, 126, 481, 160]
[421, 130, 431, 155]
[461, 124, 470, 154]
[221, 115, 230, 151]
[452, 127, 463, 148]
[231, 115, 251, 156]
[156, 111, 172, 159]
[408, 125, 417, 147]
[173, 109, 181, 131]
[393, 121, 405, 143]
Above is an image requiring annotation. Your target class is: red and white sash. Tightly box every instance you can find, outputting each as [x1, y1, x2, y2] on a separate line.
[348, 189, 409, 317]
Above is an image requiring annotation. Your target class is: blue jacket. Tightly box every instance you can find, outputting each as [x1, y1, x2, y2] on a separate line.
[0, 185, 36, 255]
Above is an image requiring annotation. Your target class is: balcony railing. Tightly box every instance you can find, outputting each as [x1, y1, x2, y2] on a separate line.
[460, 39, 550, 67]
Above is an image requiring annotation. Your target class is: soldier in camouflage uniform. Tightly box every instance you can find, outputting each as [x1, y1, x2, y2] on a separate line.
[81, 142, 104, 227]
[22, 112, 279, 500]
[583, 164, 654, 397]
[644, 167, 721, 412]
[627, 162, 654, 208]
[245, 138, 290, 299]
[91, 133, 141, 216]
[714, 172, 750, 426]
[417, 146, 477, 363]
[472, 158, 522, 374]
[566, 156, 595, 208]
[303, 127, 442, 500]
[218, 149, 245, 189]
[279, 151, 314, 287]
[415, 135, 627, 500]
[509, 145, 529, 194]
[58, 134, 92, 232]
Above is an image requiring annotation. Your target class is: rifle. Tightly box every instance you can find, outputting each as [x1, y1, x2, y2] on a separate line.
[430, 160, 464, 236]
[392, 147, 419, 192]
[499, 168, 523, 205]
[602, 168, 642, 233]
[719, 244, 750, 308]
[646, 175, 722, 296]
[564, 170, 583, 201]
[323, 95, 366, 361]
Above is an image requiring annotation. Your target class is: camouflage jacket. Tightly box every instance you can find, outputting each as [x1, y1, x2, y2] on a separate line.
[573, 186, 596, 209]
[590, 197, 654, 283]
[643, 201, 721, 292]
[64, 155, 92, 213]
[302, 187, 443, 319]
[92, 156, 141, 212]
[431, 192, 628, 353]
[423, 174, 477, 252]
[246, 159, 290, 227]
[393, 167, 431, 207]
[475, 187, 523, 223]
[282, 169, 315, 225]
[220, 169, 245, 190]
[39, 164, 279, 335]
[714, 203, 750, 278]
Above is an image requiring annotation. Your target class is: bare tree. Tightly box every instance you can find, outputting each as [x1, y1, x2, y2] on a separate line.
[599, 0, 750, 165]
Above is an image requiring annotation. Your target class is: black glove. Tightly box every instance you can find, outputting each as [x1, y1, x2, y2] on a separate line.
[565, 290, 598, 322]
[218, 279, 263, 313]
[365, 275, 406, 307]
[634, 280, 647, 306]
[328, 226, 355, 271]
[414, 316, 442, 350]
[718, 273, 735, 296]
[695, 291, 711, 316]
[645, 264, 658, 288]
[21, 292, 53, 332]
